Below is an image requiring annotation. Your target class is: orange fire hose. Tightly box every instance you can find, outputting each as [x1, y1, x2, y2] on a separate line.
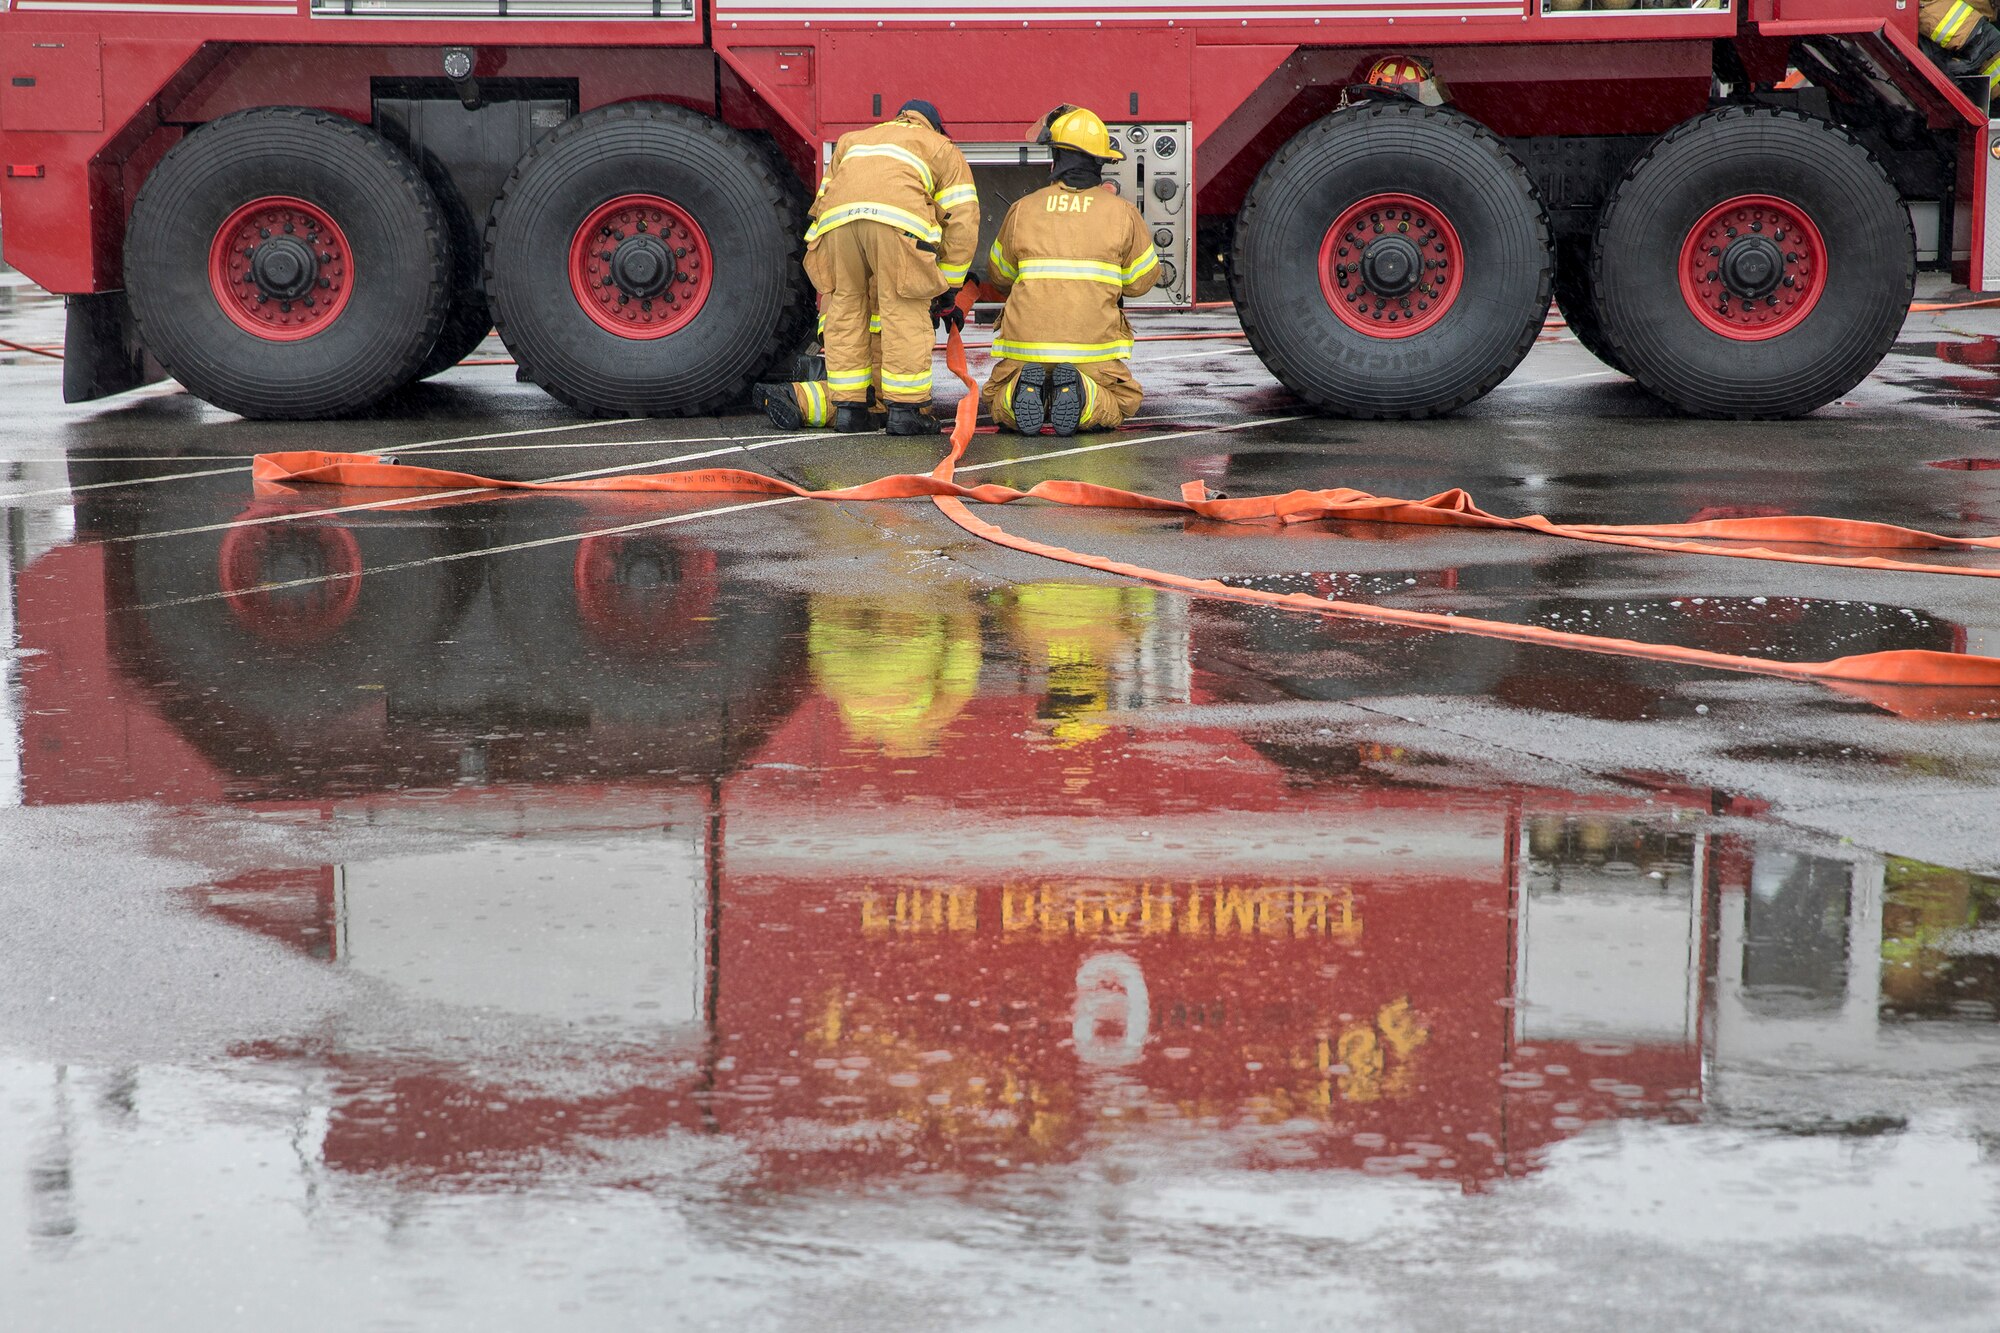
[0, 336, 63, 360]
[250, 305, 2000, 696]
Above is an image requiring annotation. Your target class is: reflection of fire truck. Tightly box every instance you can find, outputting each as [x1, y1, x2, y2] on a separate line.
[0, 1, 1990, 421]
[185, 745, 1724, 1189]
[12, 474, 1739, 1191]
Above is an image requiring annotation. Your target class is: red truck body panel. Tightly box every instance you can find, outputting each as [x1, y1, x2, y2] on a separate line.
[2, 0, 1981, 296]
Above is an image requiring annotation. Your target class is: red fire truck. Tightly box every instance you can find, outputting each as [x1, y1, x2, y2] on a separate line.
[0, 1, 1987, 422]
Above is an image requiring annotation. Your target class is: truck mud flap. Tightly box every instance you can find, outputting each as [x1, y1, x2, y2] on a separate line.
[62, 290, 164, 403]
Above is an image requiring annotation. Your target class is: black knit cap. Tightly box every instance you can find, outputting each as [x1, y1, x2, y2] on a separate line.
[898, 99, 944, 134]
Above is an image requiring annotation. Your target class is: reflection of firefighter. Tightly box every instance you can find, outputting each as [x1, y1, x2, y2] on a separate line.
[982, 106, 1159, 435]
[1881, 857, 2000, 1014]
[806, 594, 981, 756]
[766, 99, 979, 437]
[1000, 583, 1157, 747]
[1921, 0, 2000, 90]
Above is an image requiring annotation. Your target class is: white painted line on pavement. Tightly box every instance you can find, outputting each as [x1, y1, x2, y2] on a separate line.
[111, 432, 819, 544]
[0, 425, 805, 467]
[0, 418, 642, 503]
[1133, 345, 1257, 366]
[1496, 368, 1624, 390]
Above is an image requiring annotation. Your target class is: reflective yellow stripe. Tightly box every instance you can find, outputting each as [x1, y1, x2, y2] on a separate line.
[1935, 0, 1978, 42]
[1124, 246, 1159, 285]
[843, 143, 934, 194]
[1016, 258, 1124, 285]
[806, 202, 943, 246]
[938, 261, 970, 284]
[934, 182, 978, 210]
[869, 314, 883, 334]
[1983, 50, 2000, 77]
[993, 337, 1133, 364]
[1081, 374, 1099, 424]
[879, 368, 933, 388]
[988, 238, 1019, 282]
[800, 380, 830, 426]
[827, 367, 874, 389]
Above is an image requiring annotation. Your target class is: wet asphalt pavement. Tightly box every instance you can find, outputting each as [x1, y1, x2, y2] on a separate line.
[5, 266, 2000, 1330]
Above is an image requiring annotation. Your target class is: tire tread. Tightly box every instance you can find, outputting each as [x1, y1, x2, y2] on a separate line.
[1230, 101, 1552, 419]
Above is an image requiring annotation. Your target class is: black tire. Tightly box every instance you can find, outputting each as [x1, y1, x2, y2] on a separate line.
[484, 102, 810, 417]
[742, 129, 820, 385]
[1590, 107, 1913, 419]
[125, 107, 450, 419]
[413, 171, 495, 380]
[414, 293, 493, 379]
[1230, 102, 1551, 418]
[1552, 234, 1626, 374]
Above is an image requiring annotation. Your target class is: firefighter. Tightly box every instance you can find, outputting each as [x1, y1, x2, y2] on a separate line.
[982, 106, 1159, 436]
[752, 309, 887, 430]
[1921, 0, 2000, 89]
[755, 99, 978, 436]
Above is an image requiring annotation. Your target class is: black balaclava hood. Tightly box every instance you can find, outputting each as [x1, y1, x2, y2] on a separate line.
[1051, 147, 1104, 191]
[898, 99, 944, 134]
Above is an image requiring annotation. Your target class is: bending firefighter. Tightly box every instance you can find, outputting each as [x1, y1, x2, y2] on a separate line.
[1921, 0, 2000, 88]
[753, 98, 978, 436]
[983, 105, 1159, 436]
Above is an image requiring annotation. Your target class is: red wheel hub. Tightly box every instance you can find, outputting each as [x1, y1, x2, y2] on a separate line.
[218, 519, 363, 646]
[1677, 194, 1825, 340]
[208, 196, 353, 342]
[1319, 192, 1463, 339]
[569, 194, 712, 339]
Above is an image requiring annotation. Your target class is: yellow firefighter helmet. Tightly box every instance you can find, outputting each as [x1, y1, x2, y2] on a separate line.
[1363, 54, 1450, 107]
[1032, 104, 1126, 162]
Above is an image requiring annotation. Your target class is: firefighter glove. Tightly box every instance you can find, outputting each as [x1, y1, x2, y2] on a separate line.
[931, 287, 966, 334]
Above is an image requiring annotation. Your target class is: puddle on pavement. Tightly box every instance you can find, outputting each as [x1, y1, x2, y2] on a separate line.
[7, 452, 2000, 1322]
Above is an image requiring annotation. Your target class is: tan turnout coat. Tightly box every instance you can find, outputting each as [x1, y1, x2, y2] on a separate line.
[982, 181, 1160, 429]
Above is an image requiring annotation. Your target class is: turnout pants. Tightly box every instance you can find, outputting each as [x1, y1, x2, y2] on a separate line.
[804, 219, 946, 405]
[790, 323, 884, 426]
[983, 359, 1142, 431]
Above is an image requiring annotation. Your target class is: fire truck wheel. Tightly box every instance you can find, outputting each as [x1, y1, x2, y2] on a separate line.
[1230, 102, 1551, 419]
[1552, 235, 1625, 375]
[484, 102, 809, 417]
[125, 108, 451, 420]
[414, 295, 493, 380]
[409, 161, 495, 381]
[1590, 107, 1913, 419]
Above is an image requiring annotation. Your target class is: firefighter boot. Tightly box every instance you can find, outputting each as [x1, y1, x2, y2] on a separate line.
[886, 401, 943, 436]
[833, 403, 875, 432]
[1048, 365, 1086, 437]
[752, 383, 803, 431]
[1011, 364, 1049, 434]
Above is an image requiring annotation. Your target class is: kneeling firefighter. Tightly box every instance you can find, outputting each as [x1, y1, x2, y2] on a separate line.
[753, 99, 979, 436]
[1921, 0, 2000, 88]
[755, 307, 887, 430]
[983, 105, 1160, 436]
